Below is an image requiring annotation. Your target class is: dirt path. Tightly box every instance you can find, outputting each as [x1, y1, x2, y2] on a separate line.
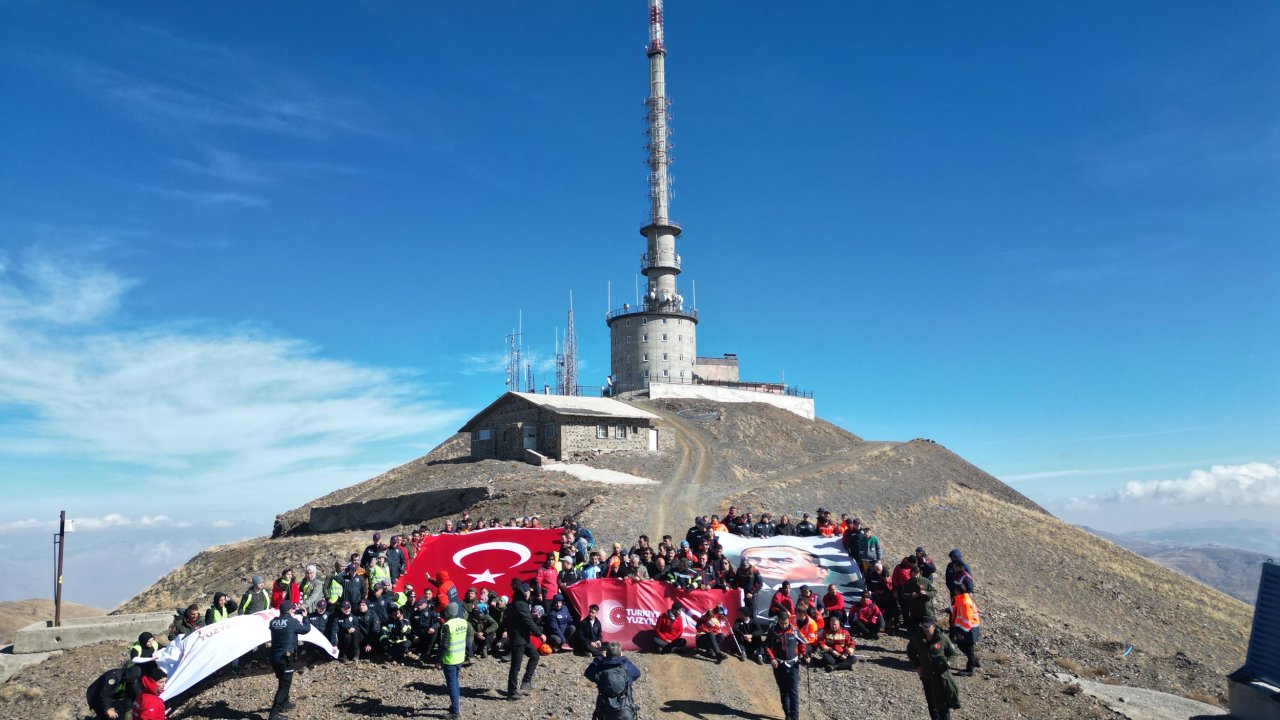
[640, 406, 786, 720]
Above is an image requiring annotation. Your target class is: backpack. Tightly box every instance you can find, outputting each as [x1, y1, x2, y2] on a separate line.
[595, 663, 637, 720]
[579, 527, 595, 550]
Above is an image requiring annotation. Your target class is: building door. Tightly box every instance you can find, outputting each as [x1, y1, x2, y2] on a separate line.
[647, 428, 658, 451]
[523, 425, 538, 450]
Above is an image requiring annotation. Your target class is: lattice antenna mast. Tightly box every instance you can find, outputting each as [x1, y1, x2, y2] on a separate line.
[565, 290, 578, 395]
[505, 310, 525, 393]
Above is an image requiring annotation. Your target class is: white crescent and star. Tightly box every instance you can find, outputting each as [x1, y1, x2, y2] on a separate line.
[451, 541, 534, 586]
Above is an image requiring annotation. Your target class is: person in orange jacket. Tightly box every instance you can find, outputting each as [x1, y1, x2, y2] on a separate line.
[431, 571, 458, 613]
[818, 616, 856, 671]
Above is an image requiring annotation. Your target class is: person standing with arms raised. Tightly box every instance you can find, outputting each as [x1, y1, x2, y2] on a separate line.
[266, 601, 311, 720]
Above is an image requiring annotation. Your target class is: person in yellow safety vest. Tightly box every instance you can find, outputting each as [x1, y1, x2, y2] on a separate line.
[440, 602, 469, 720]
[324, 562, 344, 605]
[948, 591, 981, 675]
[393, 584, 415, 608]
[368, 554, 392, 589]
[205, 592, 236, 626]
[129, 632, 159, 660]
[239, 576, 271, 614]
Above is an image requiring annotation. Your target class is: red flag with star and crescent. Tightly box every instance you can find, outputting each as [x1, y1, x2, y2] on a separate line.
[394, 528, 563, 599]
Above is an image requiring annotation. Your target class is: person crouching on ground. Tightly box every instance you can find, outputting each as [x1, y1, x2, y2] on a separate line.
[694, 604, 729, 663]
[818, 616, 856, 672]
[653, 602, 687, 654]
[853, 595, 885, 639]
[585, 642, 641, 720]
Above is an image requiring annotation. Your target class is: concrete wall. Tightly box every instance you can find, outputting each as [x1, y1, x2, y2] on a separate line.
[308, 486, 491, 533]
[13, 612, 173, 654]
[608, 313, 697, 394]
[696, 354, 739, 383]
[648, 382, 816, 421]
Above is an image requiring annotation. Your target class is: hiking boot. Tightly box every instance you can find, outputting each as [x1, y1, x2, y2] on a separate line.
[520, 679, 535, 692]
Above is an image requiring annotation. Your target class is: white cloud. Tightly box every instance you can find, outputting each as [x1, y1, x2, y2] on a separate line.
[1115, 461, 1280, 506]
[0, 513, 190, 534]
[0, 249, 466, 505]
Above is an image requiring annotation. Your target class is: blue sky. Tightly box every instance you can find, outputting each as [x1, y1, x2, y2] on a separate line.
[0, 1, 1277, 607]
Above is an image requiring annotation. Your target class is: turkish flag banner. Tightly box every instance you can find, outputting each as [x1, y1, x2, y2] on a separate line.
[564, 578, 743, 652]
[394, 528, 562, 598]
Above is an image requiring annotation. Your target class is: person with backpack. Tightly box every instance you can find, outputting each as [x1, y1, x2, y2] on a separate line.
[585, 642, 641, 720]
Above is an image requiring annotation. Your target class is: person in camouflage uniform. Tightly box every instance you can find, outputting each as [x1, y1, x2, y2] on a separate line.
[907, 618, 960, 720]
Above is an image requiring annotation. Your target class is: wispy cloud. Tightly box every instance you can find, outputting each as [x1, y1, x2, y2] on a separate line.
[458, 350, 559, 378]
[0, 248, 466, 501]
[0, 514, 196, 534]
[132, 182, 268, 208]
[1003, 458, 1222, 483]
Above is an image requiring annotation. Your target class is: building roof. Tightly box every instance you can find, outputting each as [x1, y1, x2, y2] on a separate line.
[459, 392, 659, 431]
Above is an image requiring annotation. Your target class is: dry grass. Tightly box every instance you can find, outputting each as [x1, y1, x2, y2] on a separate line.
[1063, 683, 1083, 696]
[51, 707, 73, 720]
[1182, 691, 1222, 707]
[0, 684, 45, 702]
[986, 652, 1012, 665]
[1056, 658, 1082, 674]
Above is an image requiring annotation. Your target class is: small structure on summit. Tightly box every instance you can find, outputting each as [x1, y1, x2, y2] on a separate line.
[461, 392, 660, 462]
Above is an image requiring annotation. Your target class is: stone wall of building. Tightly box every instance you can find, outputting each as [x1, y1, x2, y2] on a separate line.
[560, 419, 650, 457]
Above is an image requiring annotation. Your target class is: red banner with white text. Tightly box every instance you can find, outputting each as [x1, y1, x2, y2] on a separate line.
[395, 528, 562, 599]
[564, 578, 743, 651]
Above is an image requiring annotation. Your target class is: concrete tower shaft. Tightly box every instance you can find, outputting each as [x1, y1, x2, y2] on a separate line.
[607, 0, 697, 395]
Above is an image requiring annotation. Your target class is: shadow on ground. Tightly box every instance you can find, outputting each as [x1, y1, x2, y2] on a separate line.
[661, 698, 777, 719]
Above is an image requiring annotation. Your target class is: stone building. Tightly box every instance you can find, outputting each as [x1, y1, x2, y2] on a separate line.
[461, 392, 660, 462]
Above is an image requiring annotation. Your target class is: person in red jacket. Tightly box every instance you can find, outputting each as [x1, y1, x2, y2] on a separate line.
[653, 602, 687, 654]
[852, 595, 885, 639]
[817, 617, 856, 671]
[132, 665, 167, 720]
[534, 556, 559, 608]
[271, 568, 301, 610]
[821, 584, 846, 627]
[431, 571, 458, 613]
[769, 581, 795, 620]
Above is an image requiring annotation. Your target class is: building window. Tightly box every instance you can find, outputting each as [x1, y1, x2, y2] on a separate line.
[679, 370, 685, 378]
[679, 354, 684, 361]
[642, 334, 648, 342]
[662, 318, 667, 324]
[631, 425, 640, 434]
[627, 355, 632, 364]
[643, 353, 648, 362]
[662, 369, 669, 377]
[642, 318, 648, 325]
[662, 353, 668, 361]
[614, 425, 625, 439]
[661, 333, 668, 341]
[643, 369, 650, 379]
[596, 424, 608, 439]
[476, 429, 492, 441]
[678, 335, 683, 341]
[543, 425, 555, 438]
[627, 336, 632, 343]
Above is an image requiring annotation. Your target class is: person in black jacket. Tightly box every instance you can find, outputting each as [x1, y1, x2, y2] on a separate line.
[412, 592, 443, 663]
[337, 564, 366, 608]
[86, 666, 133, 719]
[574, 604, 605, 657]
[267, 601, 311, 720]
[329, 600, 361, 661]
[794, 514, 817, 537]
[765, 611, 805, 720]
[505, 581, 546, 700]
[355, 600, 381, 659]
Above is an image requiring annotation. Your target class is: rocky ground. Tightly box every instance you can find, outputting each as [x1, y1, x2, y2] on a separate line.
[2, 397, 1253, 719]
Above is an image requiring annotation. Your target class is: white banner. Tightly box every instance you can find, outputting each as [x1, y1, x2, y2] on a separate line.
[146, 609, 337, 701]
[714, 531, 864, 620]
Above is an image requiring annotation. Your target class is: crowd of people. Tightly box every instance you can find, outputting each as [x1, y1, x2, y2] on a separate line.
[89, 506, 981, 720]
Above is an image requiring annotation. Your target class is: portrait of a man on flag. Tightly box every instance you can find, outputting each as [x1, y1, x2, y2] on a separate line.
[715, 531, 864, 620]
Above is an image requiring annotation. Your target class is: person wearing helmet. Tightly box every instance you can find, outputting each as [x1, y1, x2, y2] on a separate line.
[695, 605, 729, 664]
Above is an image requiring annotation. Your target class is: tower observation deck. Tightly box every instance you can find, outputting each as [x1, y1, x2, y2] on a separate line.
[607, 0, 698, 394]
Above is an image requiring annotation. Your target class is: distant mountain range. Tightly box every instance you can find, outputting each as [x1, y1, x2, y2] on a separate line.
[1082, 523, 1276, 605]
